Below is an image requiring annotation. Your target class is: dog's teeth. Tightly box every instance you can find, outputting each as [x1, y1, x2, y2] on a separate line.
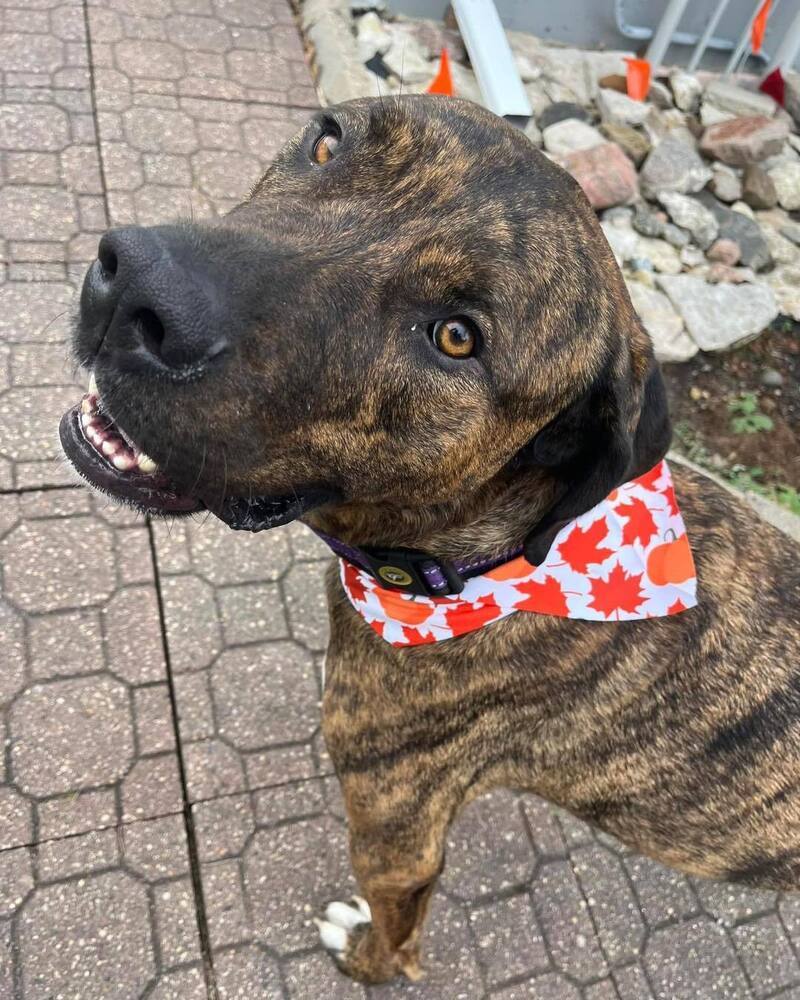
[351, 896, 371, 921]
[137, 452, 158, 474]
[80, 396, 93, 414]
[101, 439, 119, 457]
[111, 452, 135, 471]
[325, 901, 369, 930]
[88, 371, 98, 396]
[80, 412, 93, 429]
[313, 918, 348, 953]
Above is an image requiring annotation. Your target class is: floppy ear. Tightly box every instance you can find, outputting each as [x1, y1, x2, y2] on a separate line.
[522, 345, 672, 566]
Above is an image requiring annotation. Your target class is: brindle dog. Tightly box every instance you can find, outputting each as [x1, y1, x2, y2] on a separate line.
[60, 96, 800, 985]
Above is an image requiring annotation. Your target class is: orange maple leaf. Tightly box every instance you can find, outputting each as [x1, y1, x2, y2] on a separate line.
[343, 561, 368, 603]
[588, 562, 645, 619]
[617, 497, 657, 547]
[634, 463, 665, 491]
[557, 517, 613, 573]
[514, 575, 570, 616]
[662, 484, 679, 518]
[445, 600, 502, 637]
[667, 597, 687, 615]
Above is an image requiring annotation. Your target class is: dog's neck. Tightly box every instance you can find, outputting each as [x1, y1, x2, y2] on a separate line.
[303, 467, 561, 563]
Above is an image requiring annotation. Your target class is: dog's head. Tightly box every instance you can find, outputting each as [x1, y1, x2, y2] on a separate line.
[61, 95, 669, 560]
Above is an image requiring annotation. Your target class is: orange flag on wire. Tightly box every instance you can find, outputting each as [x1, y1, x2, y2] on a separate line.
[427, 48, 454, 96]
[752, 0, 772, 54]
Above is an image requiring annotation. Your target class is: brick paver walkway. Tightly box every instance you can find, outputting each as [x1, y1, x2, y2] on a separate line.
[1, 2, 800, 997]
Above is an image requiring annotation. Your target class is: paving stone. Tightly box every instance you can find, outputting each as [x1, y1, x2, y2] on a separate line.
[694, 878, 777, 926]
[153, 876, 204, 969]
[218, 580, 288, 645]
[533, 859, 609, 983]
[211, 639, 319, 749]
[643, 918, 752, 999]
[731, 912, 800, 996]
[193, 793, 256, 860]
[468, 892, 549, 986]
[624, 854, 699, 926]
[441, 791, 535, 901]
[36, 827, 119, 882]
[614, 962, 655, 999]
[283, 559, 332, 651]
[214, 943, 284, 999]
[489, 970, 580, 998]
[10, 676, 134, 797]
[162, 573, 223, 670]
[120, 753, 183, 821]
[571, 843, 645, 966]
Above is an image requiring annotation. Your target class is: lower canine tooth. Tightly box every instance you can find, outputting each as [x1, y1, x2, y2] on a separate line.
[137, 453, 158, 474]
[88, 372, 98, 396]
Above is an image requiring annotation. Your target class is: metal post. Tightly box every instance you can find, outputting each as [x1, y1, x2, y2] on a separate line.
[767, 6, 800, 71]
[451, 0, 532, 120]
[687, 0, 732, 71]
[645, 0, 692, 69]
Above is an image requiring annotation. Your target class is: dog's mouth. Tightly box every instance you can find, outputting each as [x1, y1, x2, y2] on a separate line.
[59, 374, 204, 515]
[59, 374, 338, 530]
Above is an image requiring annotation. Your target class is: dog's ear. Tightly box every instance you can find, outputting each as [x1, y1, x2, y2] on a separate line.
[521, 339, 671, 566]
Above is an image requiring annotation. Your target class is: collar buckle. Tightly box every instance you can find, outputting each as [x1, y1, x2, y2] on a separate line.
[359, 546, 465, 597]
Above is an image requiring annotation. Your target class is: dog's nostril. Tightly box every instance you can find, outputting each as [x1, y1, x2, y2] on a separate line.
[133, 308, 166, 357]
[98, 243, 118, 280]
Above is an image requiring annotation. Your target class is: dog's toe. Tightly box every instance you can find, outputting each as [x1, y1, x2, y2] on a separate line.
[315, 896, 371, 958]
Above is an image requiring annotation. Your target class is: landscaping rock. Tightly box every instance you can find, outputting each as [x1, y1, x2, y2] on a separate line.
[524, 118, 543, 147]
[705, 263, 756, 283]
[558, 142, 638, 210]
[761, 367, 784, 388]
[761, 225, 799, 265]
[632, 205, 664, 238]
[356, 11, 392, 62]
[783, 70, 800, 130]
[648, 80, 674, 109]
[708, 163, 743, 203]
[742, 163, 777, 209]
[382, 27, 432, 82]
[768, 160, 800, 210]
[696, 190, 772, 271]
[538, 102, 590, 129]
[703, 80, 778, 119]
[699, 115, 789, 166]
[596, 88, 650, 127]
[699, 102, 735, 127]
[394, 17, 467, 62]
[706, 238, 741, 266]
[448, 61, 483, 104]
[308, 6, 377, 105]
[657, 274, 778, 349]
[598, 73, 627, 93]
[657, 191, 718, 249]
[600, 122, 650, 166]
[639, 136, 711, 199]
[542, 119, 604, 156]
[625, 281, 698, 362]
[731, 199, 755, 218]
[761, 264, 800, 320]
[669, 70, 702, 113]
[635, 236, 682, 273]
[680, 245, 705, 268]
[601, 217, 638, 263]
[780, 219, 800, 245]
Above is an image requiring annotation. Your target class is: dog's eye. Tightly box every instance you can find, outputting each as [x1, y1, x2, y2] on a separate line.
[312, 132, 339, 165]
[431, 318, 477, 359]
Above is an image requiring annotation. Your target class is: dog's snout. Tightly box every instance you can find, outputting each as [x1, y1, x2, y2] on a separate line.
[80, 226, 230, 375]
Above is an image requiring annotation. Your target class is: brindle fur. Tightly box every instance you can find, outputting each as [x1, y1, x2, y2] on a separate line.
[80, 96, 800, 984]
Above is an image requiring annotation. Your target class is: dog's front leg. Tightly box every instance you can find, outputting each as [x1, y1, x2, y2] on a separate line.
[316, 789, 448, 984]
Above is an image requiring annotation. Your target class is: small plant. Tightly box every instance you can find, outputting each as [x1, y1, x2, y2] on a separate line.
[728, 392, 774, 435]
[727, 466, 800, 516]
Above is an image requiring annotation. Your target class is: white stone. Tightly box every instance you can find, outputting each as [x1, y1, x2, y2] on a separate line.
[356, 12, 392, 62]
[635, 236, 682, 274]
[761, 264, 800, 320]
[709, 162, 742, 203]
[383, 27, 433, 82]
[600, 219, 638, 264]
[760, 225, 799, 265]
[449, 61, 483, 104]
[699, 102, 735, 127]
[731, 200, 755, 219]
[597, 88, 650, 127]
[657, 191, 719, 249]
[657, 274, 778, 350]
[704, 80, 778, 119]
[680, 245, 705, 268]
[308, 9, 376, 104]
[542, 118, 604, 156]
[769, 161, 800, 211]
[669, 70, 702, 112]
[626, 281, 698, 362]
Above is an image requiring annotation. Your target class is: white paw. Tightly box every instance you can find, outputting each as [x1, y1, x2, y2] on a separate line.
[314, 896, 372, 959]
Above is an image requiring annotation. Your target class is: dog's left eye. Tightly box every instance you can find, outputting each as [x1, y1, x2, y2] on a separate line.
[312, 132, 339, 165]
[430, 318, 477, 359]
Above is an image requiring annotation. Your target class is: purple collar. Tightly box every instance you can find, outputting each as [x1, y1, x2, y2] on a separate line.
[309, 527, 523, 597]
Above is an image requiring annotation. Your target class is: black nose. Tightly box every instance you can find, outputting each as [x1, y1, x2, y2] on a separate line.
[80, 226, 230, 374]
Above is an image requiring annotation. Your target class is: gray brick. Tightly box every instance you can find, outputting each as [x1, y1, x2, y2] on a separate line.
[214, 944, 284, 1000]
[731, 912, 800, 996]
[468, 893, 549, 986]
[644, 918, 752, 999]
[571, 844, 645, 965]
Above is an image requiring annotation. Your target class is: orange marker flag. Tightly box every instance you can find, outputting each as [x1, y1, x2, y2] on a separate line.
[752, 0, 772, 54]
[427, 48, 454, 96]
[625, 57, 651, 101]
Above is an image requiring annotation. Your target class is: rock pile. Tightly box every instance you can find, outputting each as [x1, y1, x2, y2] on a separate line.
[307, 0, 800, 361]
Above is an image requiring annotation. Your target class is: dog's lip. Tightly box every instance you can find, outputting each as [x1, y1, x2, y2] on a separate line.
[59, 401, 204, 514]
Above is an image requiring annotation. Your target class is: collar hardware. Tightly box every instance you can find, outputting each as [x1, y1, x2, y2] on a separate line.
[359, 546, 466, 597]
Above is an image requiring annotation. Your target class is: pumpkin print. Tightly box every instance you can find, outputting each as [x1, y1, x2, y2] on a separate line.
[646, 532, 695, 586]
